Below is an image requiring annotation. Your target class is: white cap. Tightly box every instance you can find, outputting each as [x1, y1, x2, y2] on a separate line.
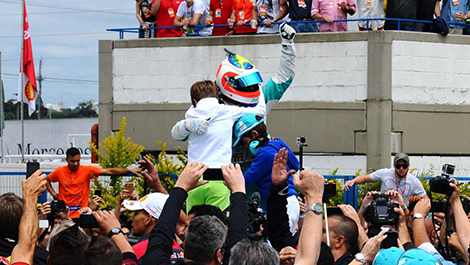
[123, 192, 169, 219]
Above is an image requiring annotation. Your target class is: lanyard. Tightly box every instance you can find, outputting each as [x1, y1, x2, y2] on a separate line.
[395, 175, 406, 196]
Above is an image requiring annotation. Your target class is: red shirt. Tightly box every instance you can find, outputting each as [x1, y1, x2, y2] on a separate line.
[232, 0, 257, 34]
[210, 0, 234, 35]
[48, 165, 101, 219]
[153, 0, 184, 37]
[133, 238, 184, 261]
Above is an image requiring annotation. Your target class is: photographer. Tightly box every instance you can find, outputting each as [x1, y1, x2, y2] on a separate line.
[345, 153, 427, 204]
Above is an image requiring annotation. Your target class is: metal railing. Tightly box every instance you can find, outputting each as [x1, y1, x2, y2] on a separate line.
[3, 172, 469, 210]
[107, 17, 469, 39]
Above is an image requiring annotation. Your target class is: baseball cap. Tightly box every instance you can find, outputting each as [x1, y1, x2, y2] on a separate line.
[123, 192, 169, 219]
[397, 248, 439, 265]
[394, 153, 409, 164]
[233, 114, 264, 147]
[373, 247, 404, 265]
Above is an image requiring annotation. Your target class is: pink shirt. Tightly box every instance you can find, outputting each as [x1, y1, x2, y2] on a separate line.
[311, 0, 356, 31]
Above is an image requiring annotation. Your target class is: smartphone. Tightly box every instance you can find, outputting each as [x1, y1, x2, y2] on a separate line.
[26, 162, 40, 178]
[94, 189, 102, 197]
[430, 201, 446, 213]
[79, 214, 99, 228]
[203, 168, 224, 181]
[381, 231, 398, 249]
[326, 207, 343, 216]
[323, 183, 337, 202]
[126, 183, 134, 194]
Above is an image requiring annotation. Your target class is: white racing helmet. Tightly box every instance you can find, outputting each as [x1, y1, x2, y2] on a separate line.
[215, 49, 263, 107]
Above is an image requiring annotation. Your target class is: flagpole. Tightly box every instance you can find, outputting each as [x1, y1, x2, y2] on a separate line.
[20, 0, 25, 163]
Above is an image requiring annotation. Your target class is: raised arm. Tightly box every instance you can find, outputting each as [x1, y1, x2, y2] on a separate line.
[293, 170, 324, 265]
[262, 22, 296, 114]
[449, 179, 470, 254]
[10, 170, 48, 265]
[221, 163, 248, 264]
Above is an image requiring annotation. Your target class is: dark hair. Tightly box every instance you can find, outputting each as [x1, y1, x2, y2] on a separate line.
[190, 80, 219, 107]
[246, 116, 268, 140]
[49, 225, 89, 265]
[66, 147, 80, 158]
[229, 239, 279, 265]
[184, 215, 226, 263]
[188, 204, 226, 224]
[330, 215, 359, 251]
[83, 236, 122, 265]
[318, 242, 335, 265]
[0, 193, 23, 240]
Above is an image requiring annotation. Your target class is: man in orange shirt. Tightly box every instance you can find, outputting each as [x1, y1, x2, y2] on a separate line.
[46, 147, 139, 219]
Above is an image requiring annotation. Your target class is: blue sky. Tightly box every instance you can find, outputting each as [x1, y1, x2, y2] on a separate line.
[0, 0, 138, 108]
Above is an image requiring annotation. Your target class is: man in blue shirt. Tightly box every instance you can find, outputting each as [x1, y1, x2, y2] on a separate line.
[233, 113, 300, 233]
[441, 0, 470, 34]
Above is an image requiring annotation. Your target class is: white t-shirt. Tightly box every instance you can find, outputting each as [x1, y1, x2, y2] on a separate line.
[370, 168, 426, 204]
[176, 0, 213, 36]
[185, 92, 266, 168]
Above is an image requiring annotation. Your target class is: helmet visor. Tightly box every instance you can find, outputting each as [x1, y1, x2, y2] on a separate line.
[234, 72, 263, 90]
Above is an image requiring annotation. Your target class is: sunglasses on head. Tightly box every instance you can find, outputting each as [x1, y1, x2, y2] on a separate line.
[395, 163, 408, 169]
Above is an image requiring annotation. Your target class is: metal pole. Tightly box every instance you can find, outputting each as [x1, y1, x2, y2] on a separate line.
[20, 0, 25, 163]
[37, 58, 42, 120]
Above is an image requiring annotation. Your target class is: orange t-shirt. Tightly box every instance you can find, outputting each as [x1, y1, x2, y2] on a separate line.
[48, 165, 101, 218]
[232, 0, 257, 34]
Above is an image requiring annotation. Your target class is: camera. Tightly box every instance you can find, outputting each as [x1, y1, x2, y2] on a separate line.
[363, 194, 399, 226]
[296, 136, 308, 147]
[429, 163, 455, 195]
[247, 192, 266, 240]
[323, 182, 336, 202]
[50, 200, 67, 213]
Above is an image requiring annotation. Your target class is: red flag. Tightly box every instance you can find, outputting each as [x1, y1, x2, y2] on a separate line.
[18, 1, 37, 116]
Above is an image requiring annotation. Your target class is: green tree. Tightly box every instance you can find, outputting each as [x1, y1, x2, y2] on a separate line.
[89, 117, 145, 210]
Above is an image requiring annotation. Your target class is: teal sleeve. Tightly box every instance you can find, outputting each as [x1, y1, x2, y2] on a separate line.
[262, 77, 293, 103]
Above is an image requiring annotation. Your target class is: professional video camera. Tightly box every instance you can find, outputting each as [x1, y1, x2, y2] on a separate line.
[363, 194, 399, 237]
[429, 164, 455, 195]
[247, 192, 266, 240]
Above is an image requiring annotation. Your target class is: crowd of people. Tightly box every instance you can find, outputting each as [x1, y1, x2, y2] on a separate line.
[1, 23, 470, 265]
[2, 148, 470, 265]
[135, 0, 470, 37]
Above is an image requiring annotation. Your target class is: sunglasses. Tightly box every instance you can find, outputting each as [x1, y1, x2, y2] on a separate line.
[395, 164, 409, 169]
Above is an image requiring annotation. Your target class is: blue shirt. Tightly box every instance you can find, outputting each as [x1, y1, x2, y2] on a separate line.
[243, 138, 299, 203]
[441, 0, 469, 29]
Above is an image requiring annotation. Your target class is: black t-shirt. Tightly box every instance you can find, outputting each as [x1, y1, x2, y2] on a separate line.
[385, 0, 418, 29]
[287, 0, 313, 20]
[417, 0, 438, 20]
[0, 238, 49, 265]
[138, 0, 157, 23]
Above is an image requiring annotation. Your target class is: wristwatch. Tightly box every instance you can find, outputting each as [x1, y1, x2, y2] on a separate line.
[413, 213, 424, 220]
[355, 253, 367, 265]
[108, 227, 123, 238]
[305, 203, 323, 215]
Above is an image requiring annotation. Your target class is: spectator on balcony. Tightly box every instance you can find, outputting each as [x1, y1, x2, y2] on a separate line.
[230, 0, 258, 34]
[356, 0, 385, 30]
[384, 0, 418, 31]
[416, 0, 441, 32]
[174, 0, 214, 36]
[311, 0, 356, 32]
[136, 0, 157, 38]
[252, 0, 285, 33]
[209, 0, 234, 35]
[441, 0, 469, 34]
[150, 0, 184, 37]
[277, 0, 318, 32]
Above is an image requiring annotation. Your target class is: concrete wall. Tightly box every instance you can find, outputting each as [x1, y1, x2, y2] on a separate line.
[99, 31, 470, 171]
